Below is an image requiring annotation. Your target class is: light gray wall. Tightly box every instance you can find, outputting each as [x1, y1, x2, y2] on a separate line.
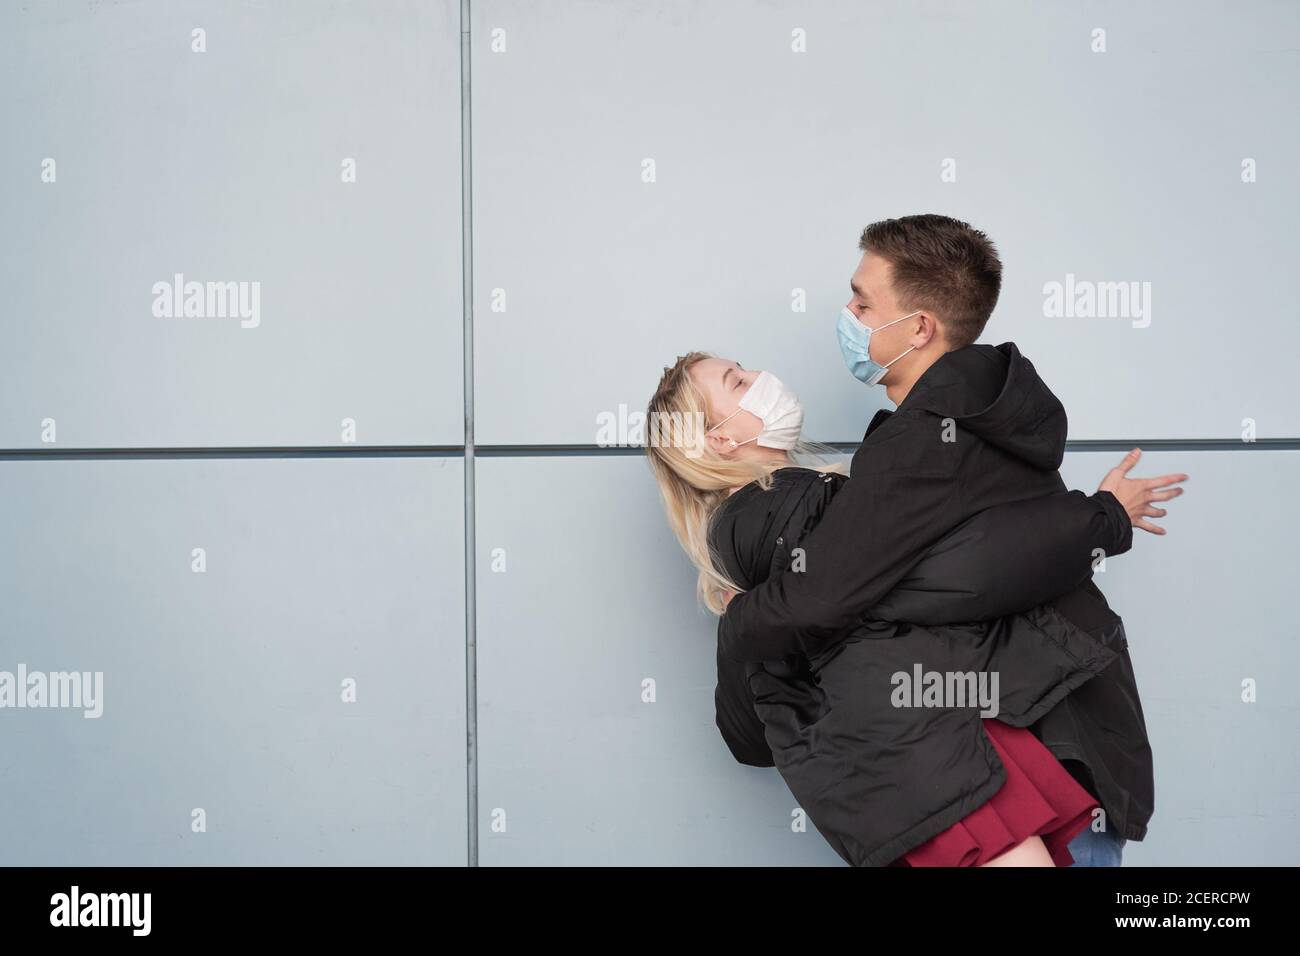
[0, 457, 467, 865]
[1058, 451, 1298, 866]
[1, 0, 1295, 865]
[0, 0, 464, 447]
[471, 0, 1300, 444]
[476, 451, 1300, 866]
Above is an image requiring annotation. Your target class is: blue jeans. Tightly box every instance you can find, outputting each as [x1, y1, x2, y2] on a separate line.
[1067, 826, 1126, 866]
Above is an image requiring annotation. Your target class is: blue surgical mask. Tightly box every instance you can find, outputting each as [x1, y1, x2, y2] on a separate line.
[836, 306, 921, 385]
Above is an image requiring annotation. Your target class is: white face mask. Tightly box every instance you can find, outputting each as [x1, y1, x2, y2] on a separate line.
[706, 370, 804, 450]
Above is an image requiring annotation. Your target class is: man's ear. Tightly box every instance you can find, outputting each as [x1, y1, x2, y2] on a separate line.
[917, 312, 945, 349]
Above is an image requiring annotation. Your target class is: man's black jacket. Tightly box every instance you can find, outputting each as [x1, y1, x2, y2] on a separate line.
[717, 342, 1155, 843]
[713, 468, 1131, 865]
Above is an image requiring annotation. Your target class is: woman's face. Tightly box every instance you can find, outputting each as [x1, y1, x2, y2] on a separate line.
[688, 357, 766, 454]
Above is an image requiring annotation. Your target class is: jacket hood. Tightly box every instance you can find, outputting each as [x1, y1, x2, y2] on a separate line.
[897, 342, 1067, 471]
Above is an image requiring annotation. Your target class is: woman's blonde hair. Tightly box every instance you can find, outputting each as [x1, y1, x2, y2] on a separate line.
[645, 352, 843, 615]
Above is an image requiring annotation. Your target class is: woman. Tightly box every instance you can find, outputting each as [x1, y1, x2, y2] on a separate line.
[646, 353, 1176, 867]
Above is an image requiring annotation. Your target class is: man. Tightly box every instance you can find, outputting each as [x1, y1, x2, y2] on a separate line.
[718, 214, 1187, 865]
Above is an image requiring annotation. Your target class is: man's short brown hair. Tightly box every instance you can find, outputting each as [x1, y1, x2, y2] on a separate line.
[859, 214, 1002, 349]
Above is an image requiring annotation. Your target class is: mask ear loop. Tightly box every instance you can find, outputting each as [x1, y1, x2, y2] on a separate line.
[883, 345, 917, 369]
[705, 408, 751, 449]
[873, 309, 922, 334]
[875, 310, 923, 373]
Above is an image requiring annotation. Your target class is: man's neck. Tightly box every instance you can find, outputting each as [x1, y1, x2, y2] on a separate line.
[884, 354, 940, 407]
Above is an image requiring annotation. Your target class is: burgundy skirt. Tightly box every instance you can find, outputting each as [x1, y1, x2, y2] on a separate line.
[893, 718, 1099, 867]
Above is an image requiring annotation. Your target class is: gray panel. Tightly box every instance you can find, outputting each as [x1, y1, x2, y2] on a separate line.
[0, 457, 466, 865]
[478, 450, 1296, 865]
[475, 455, 845, 865]
[0, 0, 464, 448]
[1060, 449, 1300, 865]
[471, 0, 1300, 443]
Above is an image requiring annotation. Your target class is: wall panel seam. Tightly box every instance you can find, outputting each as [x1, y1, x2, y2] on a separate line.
[460, 0, 478, 870]
[3, 439, 1299, 461]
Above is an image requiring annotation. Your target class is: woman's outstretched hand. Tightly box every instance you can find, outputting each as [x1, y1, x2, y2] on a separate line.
[1097, 448, 1189, 535]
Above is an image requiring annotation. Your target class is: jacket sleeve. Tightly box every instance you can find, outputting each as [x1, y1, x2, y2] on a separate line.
[869, 489, 1133, 625]
[713, 642, 774, 767]
[718, 414, 968, 662]
[718, 411, 1134, 663]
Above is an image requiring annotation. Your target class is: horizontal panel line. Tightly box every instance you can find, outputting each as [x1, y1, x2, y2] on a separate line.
[0, 446, 468, 460]
[1051, 439, 1300, 452]
[471, 439, 1300, 455]
[0, 438, 1298, 460]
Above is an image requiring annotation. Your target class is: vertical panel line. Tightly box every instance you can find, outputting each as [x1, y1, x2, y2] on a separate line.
[459, 0, 478, 868]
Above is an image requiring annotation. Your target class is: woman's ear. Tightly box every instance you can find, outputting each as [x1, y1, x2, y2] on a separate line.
[706, 432, 737, 456]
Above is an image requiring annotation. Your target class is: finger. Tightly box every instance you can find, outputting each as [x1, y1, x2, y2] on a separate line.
[1147, 487, 1185, 503]
[1142, 506, 1167, 518]
[1134, 517, 1166, 535]
[1143, 473, 1189, 489]
[1112, 448, 1142, 477]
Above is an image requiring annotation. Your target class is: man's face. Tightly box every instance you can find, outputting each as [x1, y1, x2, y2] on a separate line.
[845, 252, 912, 365]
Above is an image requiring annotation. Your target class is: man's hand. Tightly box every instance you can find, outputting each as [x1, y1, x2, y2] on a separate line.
[720, 589, 737, 610]
[1097, 448, 1188, 535]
